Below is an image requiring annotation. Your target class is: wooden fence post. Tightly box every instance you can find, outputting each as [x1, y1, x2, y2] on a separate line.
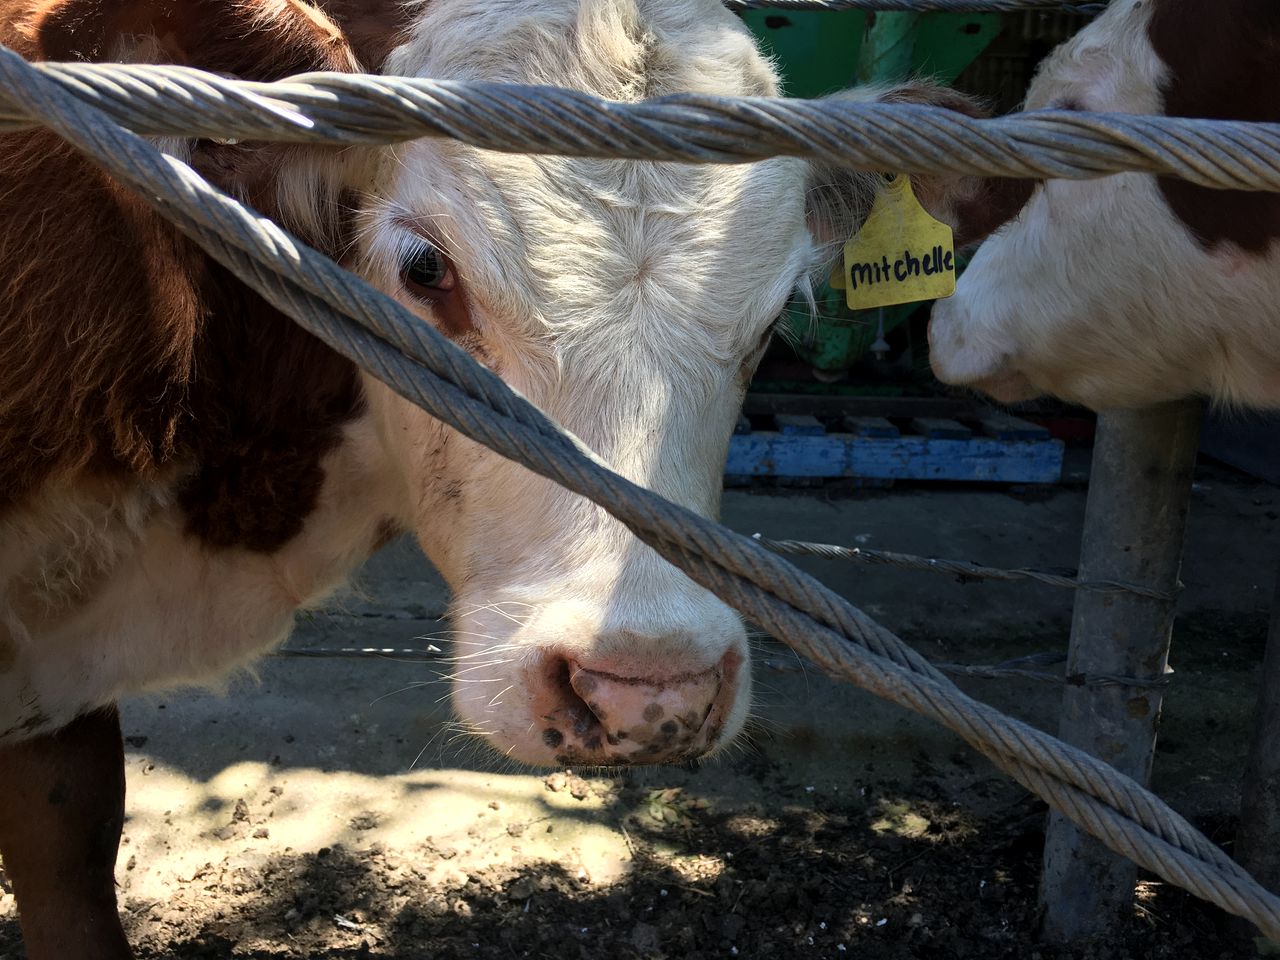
[1040, 400, 1202, 941]
[1237, 568, 1280, 906]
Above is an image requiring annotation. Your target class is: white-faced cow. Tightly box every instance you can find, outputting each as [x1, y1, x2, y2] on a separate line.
[929, 0, 1280, 411]
[0, 0, 979, 956]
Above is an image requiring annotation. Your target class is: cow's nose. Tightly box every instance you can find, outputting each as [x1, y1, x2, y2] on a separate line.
[536, 652, 737, 765]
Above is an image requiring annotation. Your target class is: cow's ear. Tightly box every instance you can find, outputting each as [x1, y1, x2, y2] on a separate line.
[30, 0, 360, 76]
[804, 82, 993, 262]
[28, 0, 391, 253]
[313, 0, 414, 72]
[875, 83, 993, 240]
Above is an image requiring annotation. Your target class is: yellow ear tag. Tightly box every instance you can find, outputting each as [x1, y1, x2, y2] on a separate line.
[841, 175, 955, 310]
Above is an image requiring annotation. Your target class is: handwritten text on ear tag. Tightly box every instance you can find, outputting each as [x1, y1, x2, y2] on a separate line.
[842, 176, 955, 310]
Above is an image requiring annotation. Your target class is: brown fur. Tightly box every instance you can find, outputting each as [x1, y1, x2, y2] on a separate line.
[951, 176, 1038, 249]
[0, 0, 380, 550]
[1149, 0, 1280, 252]
[936, 0, 1280, 253]
[317, 0, 414, 70]
[27, 0, 359, 72]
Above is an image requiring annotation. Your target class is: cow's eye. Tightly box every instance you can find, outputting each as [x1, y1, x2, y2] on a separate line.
[400, 243, 457, 298]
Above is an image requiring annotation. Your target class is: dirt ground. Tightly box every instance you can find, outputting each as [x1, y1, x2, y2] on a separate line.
[2, 456, 1277, 959]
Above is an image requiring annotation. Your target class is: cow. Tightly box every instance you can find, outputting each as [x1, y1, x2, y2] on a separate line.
[928, 0, 1280, 412]
[0, 0, 980, 956]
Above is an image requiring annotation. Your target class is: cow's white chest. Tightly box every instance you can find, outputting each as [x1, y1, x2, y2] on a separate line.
[0, 417, 395, 743]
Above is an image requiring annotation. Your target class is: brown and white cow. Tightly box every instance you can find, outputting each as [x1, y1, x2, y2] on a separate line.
[929, 0, 1280, 411]
[0, 0, 980, 955]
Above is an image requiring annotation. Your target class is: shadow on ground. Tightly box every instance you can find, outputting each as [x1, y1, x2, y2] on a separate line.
[2, 473, 1275, 959]
[0, 771, 1239, 960]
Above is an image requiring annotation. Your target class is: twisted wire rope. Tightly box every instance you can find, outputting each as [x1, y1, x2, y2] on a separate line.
[1, 44, 1277, 934]
[723, 0, 1103, 11]
[1, 62, 1280, 192]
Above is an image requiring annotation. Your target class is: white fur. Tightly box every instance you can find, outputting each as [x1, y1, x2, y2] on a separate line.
[0, 418, 396, 742]
[5, 0, 862, 765]
[929, 0, 1280, 411]
[358, 0, 821, 761]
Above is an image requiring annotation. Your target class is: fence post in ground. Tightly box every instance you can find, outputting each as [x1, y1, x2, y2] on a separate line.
[1040, 399, 1203, 941]
[1237, 567, 1280, 911]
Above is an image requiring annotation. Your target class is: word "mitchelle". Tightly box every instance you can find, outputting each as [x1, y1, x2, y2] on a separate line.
[848, 245, 955, 289]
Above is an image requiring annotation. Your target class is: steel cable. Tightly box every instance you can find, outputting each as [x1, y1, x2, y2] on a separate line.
[0, 61, 1279, 191]
[1, 43, 1275, 935]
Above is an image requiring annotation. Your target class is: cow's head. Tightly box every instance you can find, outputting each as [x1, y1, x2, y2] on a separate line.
[16, 0, 981, 768]
[351, 0, 984, 766]
[928, 0, 1280, 411]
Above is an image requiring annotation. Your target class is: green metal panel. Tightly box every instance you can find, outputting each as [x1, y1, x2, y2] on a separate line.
[857, 12, 921, 84]
[857, 12, 1005, 86]
[736, 9, 868, 99]
[909, 14, 1005, 83]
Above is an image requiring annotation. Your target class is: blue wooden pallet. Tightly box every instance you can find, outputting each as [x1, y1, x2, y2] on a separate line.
[726, 411, 1064, 484]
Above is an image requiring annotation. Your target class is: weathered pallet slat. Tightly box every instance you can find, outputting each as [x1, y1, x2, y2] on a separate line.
[743, 393, 973, 420]
[775, 414, 826, 436]
[977, 411, 1052, 441]
[844, 415, 900, 438]
[726, 413, 1064, 484]
[910, 417, 973, 440]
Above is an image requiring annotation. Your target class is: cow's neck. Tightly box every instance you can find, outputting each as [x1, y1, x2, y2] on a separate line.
[0, 136, 401, 742]
[1149, 0, 1280, 254]
[0, 405, 397, 744]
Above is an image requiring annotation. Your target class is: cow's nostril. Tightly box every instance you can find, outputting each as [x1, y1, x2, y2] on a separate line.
[517, 648, 743, 767]
[550, 657, 727, 766]
[542, 655, 607, 746]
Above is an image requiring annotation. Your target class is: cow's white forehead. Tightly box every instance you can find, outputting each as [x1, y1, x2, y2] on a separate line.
[389, 0, 778, 97]
[369, 0, 813, 381]
[370, 149, 808, 350]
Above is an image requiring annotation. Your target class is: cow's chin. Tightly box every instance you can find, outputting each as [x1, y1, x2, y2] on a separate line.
[971, 367, 1041, 405]
[930, 353, 1042, 405]
[444, 601, 752, 768]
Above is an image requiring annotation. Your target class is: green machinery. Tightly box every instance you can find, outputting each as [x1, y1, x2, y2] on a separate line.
[736, 8, 1047, 380]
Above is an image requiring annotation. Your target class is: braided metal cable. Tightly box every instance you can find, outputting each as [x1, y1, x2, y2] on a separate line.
[724, 0, 1104, 11]
[754, 534, 1178, 602]
[2, 44, 1277, 934]
[2, 60, 1280, 191]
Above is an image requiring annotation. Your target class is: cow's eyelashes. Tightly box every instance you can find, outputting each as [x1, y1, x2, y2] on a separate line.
[757, 316, 781, 352]
[400, 242, 457, 300]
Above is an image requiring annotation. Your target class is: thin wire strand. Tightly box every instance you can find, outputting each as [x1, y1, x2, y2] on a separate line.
[753, 534, 1179, 602]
